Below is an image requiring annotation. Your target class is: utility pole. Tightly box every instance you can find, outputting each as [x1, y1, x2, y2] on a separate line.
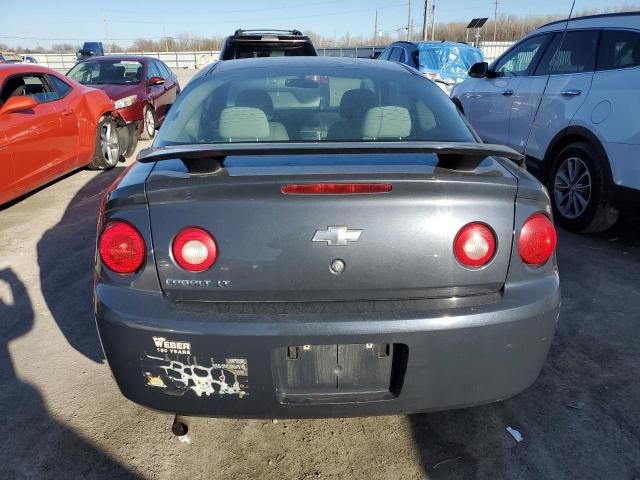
[101, 9, 109, 53]
[430, 0, 437, 41]
[374, 10, 378, 47]
[493, 0, 498, 42]
[163, 26, 169, 51]
[407, 0, 412, 41]
[422, 0, 431, 41]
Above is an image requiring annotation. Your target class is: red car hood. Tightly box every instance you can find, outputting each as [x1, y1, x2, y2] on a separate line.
[90, 83, 140, 100]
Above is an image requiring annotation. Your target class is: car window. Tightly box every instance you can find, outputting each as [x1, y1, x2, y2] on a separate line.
[389, 47, 403, 62]
[597, 29, 640, 71]
[152, 61, 166, 79]
[67, 59, 143, 85]
[146, 61, 162, 80]
[494, 34, 550, 77]
[223, 42, 315, 60]
[156, 61, 172, 79]
[0, 75, 59, 103]
[47, 75, 72, 98]
[535, 30, 599, 76]
[157, 64, 476, 146]
[378, 48, 391, 61]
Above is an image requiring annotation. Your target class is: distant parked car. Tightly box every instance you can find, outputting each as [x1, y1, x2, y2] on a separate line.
[1, 53, 22, 64]
[452, 12, 640, 232]
[0, 53, 5, 63]
[219, 29, 317, 59]
[0, 64, 133, 206]
[21, 55, 38, 64]
[378, 41, 483, 95]
[66, 56, 181, 140]
[76, 41, 104, 62]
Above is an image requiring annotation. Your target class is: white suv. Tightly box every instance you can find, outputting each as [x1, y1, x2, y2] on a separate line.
[452, 12, 640, 232]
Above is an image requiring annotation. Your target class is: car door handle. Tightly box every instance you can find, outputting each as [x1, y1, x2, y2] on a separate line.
[467, 93, 482, 99]
[561, 89, 582, 96]
[61, 109, 73, 116]
[501, 89, 514, 96]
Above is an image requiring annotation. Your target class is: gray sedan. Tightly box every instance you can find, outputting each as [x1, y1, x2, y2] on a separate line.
[94, 57, 560, 421]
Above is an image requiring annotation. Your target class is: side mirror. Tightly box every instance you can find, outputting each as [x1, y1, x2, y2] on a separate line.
[148, 76, 165, 86]
[0, 96, 38, 115]
[468, 62, 489, 79]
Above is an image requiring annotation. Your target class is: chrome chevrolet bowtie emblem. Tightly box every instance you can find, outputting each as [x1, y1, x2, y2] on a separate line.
[312, 226, 362, 246]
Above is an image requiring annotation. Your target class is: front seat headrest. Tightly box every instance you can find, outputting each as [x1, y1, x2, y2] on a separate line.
[362, 106, 411, 140]
[339, 89, 376, 121]
[235, 90, 275, 119]
[218, 107, 270, 141]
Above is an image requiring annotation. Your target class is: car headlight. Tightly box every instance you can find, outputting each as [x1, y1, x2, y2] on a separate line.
[114, 95, 138, 109]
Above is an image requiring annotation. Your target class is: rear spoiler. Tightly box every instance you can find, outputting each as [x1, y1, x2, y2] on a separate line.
[137, 141, 524, 172]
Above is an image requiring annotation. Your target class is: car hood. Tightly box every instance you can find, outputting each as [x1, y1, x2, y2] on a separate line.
[90, 83, 140, 100]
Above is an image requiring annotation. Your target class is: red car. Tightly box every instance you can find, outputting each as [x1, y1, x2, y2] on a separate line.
[66, 56, 180, 140]
[0, 64, 133, 206]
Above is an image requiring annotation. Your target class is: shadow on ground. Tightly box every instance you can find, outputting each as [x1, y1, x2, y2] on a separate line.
[410, 214, 640, 479]
[37, 167, 124, 363]
[0, 267, 139, 478]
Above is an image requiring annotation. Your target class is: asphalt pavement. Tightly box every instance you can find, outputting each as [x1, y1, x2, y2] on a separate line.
[1, 68, 639, 479]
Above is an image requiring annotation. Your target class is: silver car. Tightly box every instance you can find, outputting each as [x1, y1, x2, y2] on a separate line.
[453, 12, 640, 232]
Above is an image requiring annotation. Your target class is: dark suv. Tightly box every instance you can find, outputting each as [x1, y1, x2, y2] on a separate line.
[76, 42, 105, 62]
[219, 29, 317, 60]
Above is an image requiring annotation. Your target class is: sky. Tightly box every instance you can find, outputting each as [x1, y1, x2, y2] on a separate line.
[0, 0, 631, 49]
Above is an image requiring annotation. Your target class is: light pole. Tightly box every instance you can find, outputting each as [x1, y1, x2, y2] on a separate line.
[407, 0, 412, 40]
[422, 0, 431, 41]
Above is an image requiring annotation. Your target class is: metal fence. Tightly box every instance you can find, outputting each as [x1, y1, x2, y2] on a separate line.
[33, 51, 221, 70]
[317, 42, 514, 63]
[316, 47, 385, 58]
[34, 42, 514, 71]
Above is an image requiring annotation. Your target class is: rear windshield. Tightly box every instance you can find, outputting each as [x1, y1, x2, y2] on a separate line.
[67, 60, 143, 85]
[222, 42, 316, 60]
[156, 64, 476, 145]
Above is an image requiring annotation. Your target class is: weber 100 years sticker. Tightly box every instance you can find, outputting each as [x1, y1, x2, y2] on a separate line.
[141, 336, 248, 398]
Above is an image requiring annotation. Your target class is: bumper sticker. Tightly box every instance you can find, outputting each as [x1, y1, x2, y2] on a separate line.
[141, 353, 249, 398]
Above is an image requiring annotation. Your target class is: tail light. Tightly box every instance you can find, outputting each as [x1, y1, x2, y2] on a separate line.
[454, 222, 496, 268]
[282, 183, 392, 195]
[519, 213, 557, 266]
[172, 227, 218, 272]
[99, 221, 146, 274]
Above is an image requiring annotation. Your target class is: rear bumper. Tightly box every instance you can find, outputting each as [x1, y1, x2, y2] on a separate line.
[95, 273, 560, 418]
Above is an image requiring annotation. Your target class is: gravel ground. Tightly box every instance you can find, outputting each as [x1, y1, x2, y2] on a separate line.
[1, 68, 639, 479]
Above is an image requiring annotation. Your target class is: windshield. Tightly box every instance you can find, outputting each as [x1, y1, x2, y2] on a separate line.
[418, 44, 483, 79]
[67, 60, 143, 85]
[222, 42, 316, 60]
[156, 63, 475, 145]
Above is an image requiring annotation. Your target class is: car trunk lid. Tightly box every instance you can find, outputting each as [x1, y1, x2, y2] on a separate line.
[143, 147, 519, 302]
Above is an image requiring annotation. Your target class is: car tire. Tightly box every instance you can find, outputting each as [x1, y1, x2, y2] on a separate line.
[141, 104, 156, 140]
[548, 141, 619, 233]
[87, 116, 120, 170]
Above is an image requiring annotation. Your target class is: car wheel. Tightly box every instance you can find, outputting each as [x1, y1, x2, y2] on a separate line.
[87, 116, 120, 170]
[549, 141, 619, 233]
[141, 105, 156, 140]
